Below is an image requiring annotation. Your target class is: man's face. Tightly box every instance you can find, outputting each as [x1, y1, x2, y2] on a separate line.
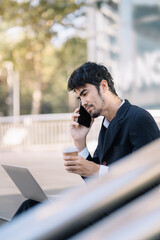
[75, 83, 105, 118]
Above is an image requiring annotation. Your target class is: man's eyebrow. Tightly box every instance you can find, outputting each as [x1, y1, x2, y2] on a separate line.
[79, 89, 87, 96]
[76, 88, 87, 100]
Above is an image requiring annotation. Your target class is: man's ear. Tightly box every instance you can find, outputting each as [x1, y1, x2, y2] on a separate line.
[100, 80, 108, 92]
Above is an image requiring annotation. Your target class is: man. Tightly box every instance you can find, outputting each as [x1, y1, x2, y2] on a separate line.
[12, 61, 160, 216]
[63, 61, 160, 178]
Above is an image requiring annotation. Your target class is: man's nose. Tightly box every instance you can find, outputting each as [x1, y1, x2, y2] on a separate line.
[81, 100, 87, 108]
[81, 99, 87, 107]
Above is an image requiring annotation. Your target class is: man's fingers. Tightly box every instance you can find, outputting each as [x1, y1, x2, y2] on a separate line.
[72, 113, 79, 117]
[71, 121, 79, 127]
[72, 108, 80, 121]
[72, 112, 80, 121]
[74, 107, 80, 113]
[64, 160, 77, 166]
[65, 166, 78, 173]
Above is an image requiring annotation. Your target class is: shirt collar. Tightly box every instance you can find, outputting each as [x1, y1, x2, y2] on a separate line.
[103, 99, 125, 128]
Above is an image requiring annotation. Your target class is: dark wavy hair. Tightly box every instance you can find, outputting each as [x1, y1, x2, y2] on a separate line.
[67, 62, 118, 96]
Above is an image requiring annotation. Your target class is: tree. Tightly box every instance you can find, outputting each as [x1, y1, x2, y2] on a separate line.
[0, 0, 86, 115]
[41, 37, 87, 113]
[0, 66, 8, 116]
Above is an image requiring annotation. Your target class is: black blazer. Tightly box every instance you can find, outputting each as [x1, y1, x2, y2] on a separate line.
[87, 100, 160, 166]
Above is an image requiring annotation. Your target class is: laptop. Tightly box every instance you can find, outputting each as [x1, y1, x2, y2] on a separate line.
[2, 164, 62, 202]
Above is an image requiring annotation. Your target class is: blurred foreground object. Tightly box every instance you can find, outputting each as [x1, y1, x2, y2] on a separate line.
[0, 138, 159, 239]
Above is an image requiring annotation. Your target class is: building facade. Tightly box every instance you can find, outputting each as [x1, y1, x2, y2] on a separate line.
[86, 0, 160, 108]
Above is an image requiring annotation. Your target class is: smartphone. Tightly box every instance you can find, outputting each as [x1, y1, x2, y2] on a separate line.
[77, 104, 91, 128]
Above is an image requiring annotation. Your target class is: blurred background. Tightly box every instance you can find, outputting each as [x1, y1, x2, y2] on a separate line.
[0, 0, 160, 117]
[0, 0, 160, 224]
[0, 0, 160, 152]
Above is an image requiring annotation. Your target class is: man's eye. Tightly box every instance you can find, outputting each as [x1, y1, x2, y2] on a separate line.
[83, 92, 88, 96]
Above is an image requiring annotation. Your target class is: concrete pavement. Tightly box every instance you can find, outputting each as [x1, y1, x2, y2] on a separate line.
[0, 150, 84, 221]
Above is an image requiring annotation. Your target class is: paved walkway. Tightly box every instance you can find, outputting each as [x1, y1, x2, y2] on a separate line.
[0, 150, 84, 221]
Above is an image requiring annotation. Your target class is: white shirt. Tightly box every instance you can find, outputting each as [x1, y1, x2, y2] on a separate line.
[78, 99, 125, 177]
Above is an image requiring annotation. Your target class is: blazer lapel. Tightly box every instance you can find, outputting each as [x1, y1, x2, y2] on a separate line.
[97, 121, 106, 159]
[102, 119, 120, 161]
[101, 99, 131, 164]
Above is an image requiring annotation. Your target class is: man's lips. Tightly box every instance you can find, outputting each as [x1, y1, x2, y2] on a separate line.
[86, 106, 93, 112]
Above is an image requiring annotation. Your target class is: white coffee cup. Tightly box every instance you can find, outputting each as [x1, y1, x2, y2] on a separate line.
[63, 146, 78, 156]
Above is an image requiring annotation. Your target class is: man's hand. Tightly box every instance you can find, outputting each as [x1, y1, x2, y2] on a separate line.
[70, 107, 94, 151]
[64, 155, 100, 177]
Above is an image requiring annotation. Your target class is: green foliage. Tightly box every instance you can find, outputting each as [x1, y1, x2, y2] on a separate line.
[0, 0, 87, 115]
[41, 37, 87, 113]
[0, 69, 8, 116]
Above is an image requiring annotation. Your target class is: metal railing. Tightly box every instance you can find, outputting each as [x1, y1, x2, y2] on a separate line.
[71, 188, 160, 240]
[0, 138, 159, 239]
[0, 114, 102, 152]
[0, 110, 159, 152]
